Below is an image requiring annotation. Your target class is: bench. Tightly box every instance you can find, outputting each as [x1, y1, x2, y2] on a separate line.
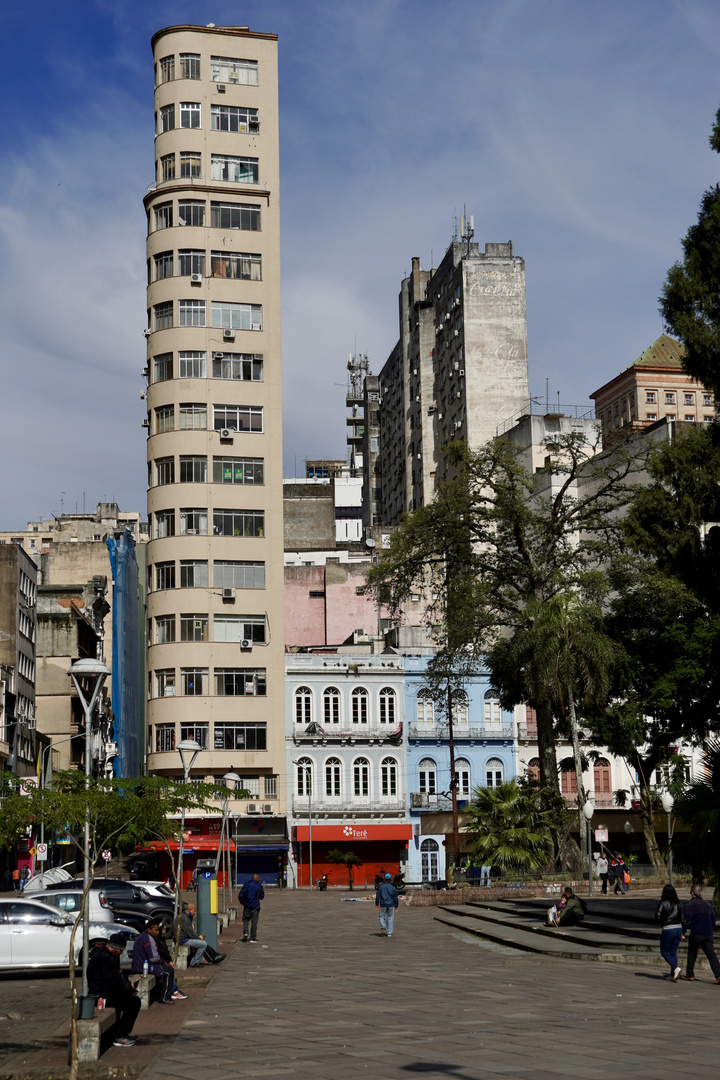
[128, 973, 156, 1011]
[175, 945, 191, 970]
[76, 1007, 117, 1063]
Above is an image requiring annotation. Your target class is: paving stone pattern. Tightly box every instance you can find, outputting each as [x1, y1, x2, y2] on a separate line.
[143, 890, 719, 1080]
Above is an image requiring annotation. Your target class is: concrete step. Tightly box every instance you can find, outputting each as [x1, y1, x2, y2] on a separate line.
[433, 909, 603, 960]
[465, 900, 661, 945]
[455, 903, 659, 952]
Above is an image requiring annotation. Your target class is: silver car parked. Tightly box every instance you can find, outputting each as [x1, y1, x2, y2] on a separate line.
[0, 898, 136, 971]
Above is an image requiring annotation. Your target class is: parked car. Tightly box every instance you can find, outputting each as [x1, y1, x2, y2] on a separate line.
[43, 878, 175, 934]
[34, 888, 114, 923]
[125, 880, 175, 900]
[0, 898, 137, 971]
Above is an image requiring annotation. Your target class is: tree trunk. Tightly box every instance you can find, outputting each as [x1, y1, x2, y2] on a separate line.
[634, 766, 665, 872]
[536, 703, 580, 871]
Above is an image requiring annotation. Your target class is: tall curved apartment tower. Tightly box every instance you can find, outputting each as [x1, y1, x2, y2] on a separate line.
[144, 25, 285, 866]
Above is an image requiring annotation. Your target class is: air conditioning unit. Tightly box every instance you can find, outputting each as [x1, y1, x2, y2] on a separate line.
[217, 84, 225, 93]
[223, 328, 236, 341]
[412, 368, 418, 375]
[251, 323, 262, 331]
[456, 391, 462, 399]
[455, 421, 463, 429]
[141, 418, 150, 428]
[262, 804, 273, 814]
[247, 803, 258, 813]
[222, 587, 236, 600]
[415, 395, 421, 402]
[219, 428, 234, 441]
[240, 639, 252, 650]
[427, 404, 437, 414]
[143, 329, 151, 338]
[454, 361, 459, 371]
[190, 273, 202, 284]
[459, 369, 465, 376]
[454, 329, 459, 338]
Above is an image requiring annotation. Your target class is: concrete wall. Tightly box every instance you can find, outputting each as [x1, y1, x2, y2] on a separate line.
[284, 562, 381, 648]
[283, 483, 335, 550]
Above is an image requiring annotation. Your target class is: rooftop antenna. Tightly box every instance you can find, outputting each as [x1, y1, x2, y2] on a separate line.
[453, 209, 459, 242]
[459, 204, 474, 257]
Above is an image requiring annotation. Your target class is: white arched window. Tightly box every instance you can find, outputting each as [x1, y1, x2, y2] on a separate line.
[452, 692, 469, 728]
[352, 687, 368, 725]
[296, 757, 313, 796]
[381, 756, 398, 797]
[527, 757, 541, 785]
[379, 687, 396, 725]
[323, 686, 340, 725]
[353, 757, 369, 797]
[421, 838, 439, 882]
[417, 692, 434, 727]
[486, 757, 504, 788]
[455, 757, 471, 797]
[295, 686, 312, 725]
[325, 757, 341, 798]
[484, 689, 501, 726]
[419, 757, 437, 795]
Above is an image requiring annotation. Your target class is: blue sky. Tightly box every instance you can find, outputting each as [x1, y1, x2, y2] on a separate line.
[0, 0, 718, 522]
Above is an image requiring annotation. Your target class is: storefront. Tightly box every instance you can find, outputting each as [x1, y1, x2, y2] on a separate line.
[140, 833, 236, 890]
[292, 823, 413, 889]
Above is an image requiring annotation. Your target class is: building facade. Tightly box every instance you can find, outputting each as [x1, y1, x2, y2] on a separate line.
[143, 24, 286, 863]
[0, 545, 38, 779]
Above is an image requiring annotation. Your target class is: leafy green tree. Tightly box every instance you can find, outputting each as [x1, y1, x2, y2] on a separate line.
[675, 737, 720, 895]
[463, 779, 554, 875]
[326, 848, 363, 890]
[660, 106, 720, 399]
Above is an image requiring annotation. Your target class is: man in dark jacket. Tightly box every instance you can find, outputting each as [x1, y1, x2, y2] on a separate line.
[375, 873, 399, 937]
[238, 874, 265, 942]
[682, 885, 720, 982]
[87, 934, 141, 1047]
[177, 903, 225, 965]
[553, 887, 586, 927]
[131, 921, 174, 1002]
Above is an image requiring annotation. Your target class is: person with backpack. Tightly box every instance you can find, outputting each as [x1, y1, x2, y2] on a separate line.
[375, 872, 400, 937]
[655, 883, 684, 980]
[552, 886, 587, 927]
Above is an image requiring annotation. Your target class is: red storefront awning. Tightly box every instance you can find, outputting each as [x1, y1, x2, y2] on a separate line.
[293, 823, 412, 842]
[139, 835, 236, 852]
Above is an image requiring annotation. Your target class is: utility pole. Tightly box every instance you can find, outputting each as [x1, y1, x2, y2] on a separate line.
[446, 678, 461, 870]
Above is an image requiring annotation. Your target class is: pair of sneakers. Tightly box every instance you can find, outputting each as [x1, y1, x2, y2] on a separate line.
[113, 1035, 136, 1047]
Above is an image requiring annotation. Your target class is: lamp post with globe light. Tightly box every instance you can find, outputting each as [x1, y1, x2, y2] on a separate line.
[661, 790, 675, 887]
[583, 800, 595, 897]
[293, 760, 312, 888]
[176, 738, 201, 926]
[218, 771, 242, 912]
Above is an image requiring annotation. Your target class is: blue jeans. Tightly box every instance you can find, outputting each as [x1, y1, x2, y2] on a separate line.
[660, 927, 682, 972]
[182, 937, 209, 965]
[379, 906, 396, 936]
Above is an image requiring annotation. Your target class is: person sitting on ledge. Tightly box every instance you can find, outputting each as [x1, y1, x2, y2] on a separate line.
[553, 887, 587, 927]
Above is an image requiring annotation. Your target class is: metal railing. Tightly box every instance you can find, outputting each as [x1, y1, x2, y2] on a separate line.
[407, 723, 513, 740]
[292, 795, 405, 813]
[496, 399, 597, 437]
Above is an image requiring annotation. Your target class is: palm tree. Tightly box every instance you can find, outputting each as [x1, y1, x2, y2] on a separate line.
[676, 738, 720, 896]
[463, 780, 553, 875]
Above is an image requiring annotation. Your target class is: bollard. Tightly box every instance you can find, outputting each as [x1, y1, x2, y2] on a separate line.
[228, 905, 238, 921]
[175, 945, 190, 970]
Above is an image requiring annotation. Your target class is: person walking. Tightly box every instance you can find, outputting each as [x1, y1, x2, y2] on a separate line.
[655, 883, 684, 981]
[681, 884, 720, 983]
[177, 903, 225, 965]
[375, 872, 399, 937]
[596, 854, 609, 895]
[87, 934, 142, 1046]
[613, 856, 626, 895]
[11, 868, 20, 891]
[238, 874, 265, 942]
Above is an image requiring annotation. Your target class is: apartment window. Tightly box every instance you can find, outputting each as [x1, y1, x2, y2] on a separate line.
[179, 351, 206, 378]
[323, 687, 340, 725]
[213, 722, 266, 751]
[684, 414, 696, 422]
[155, 669, 175, 698]
[379, 687, 396, 725]
[159, 104, 175, 132]
[178, 250, 206, 277]
[211, 251, 261, 281]
[154, 251, 173, 280]
[155, 724, 176, 752]
[210, 202, 260, 231]
[264, 776, 277, 799]
[213, 561, 265, 589]
[180, 723, 208, 749]
[416, 693, 434, 726]
[352, 687, 368, 725]
[155, 562, 175, 590]
[453, 692, 469, 727]
[215, 669, 266, 696]
[155, 457, 174, 485]
[455, 758, 470, 798]
[665, 393, 676, 405]
[211, 56, 259, 84]
[684, 393, 695, 405]
[213, 457, 264, 484]
[180, 102, 201, 128]
[353, 758, 369, 797]
[213, 405, 263, 432]
[154, 353, 173, 382]
[155, 405, 174, 434]
[158, 56, 175, 84]
[213, 509, 264, 537]
[296, 757, 312, 796]
[182, 668, 207, 696]
[295, 686, 312, 724]
[212, 352, 263, 381]
[154, 302, 173, 330]
[325, 758, 341, 798]
[179, 403, 207, 430]
[213, 302, 262, 333]
[704, 415, 715, 422]
[180, 152, 201, 178]
[179, 508, 208, 535]
[213, 615, 265, 643]
[158, 154, 175, 182]
[180, 560, 208, 588]
[154, 509, 175, 538]
[155, 615, 175, 644]
[154, 202, 173, 229]
[211, 105, 259, 134]
[419, 758, 437, 794]
[180, 53, 200, 79]
[180, 614, 209, 642]
[381, 757, 398, 797]
[179, 299, 206, 327]
[179, 456, 207, 483]
[178, 200, 206, 227]
[484, 690, 501, 725]
[646, 412, 657, 421]
[646, 391, 656, 404]
[211, 154, 259, 184]
[704, 394, 713, 407]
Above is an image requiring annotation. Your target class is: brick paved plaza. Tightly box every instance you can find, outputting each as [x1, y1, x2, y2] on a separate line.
[1, 889, 718, 1079]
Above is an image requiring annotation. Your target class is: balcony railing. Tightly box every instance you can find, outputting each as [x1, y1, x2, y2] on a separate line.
[516, 725, 538, 741]
[409, 792, 471, 810]
[407, 723, 513, 740]
[293, 721, 403, 745]
[292, 795, 406, 814]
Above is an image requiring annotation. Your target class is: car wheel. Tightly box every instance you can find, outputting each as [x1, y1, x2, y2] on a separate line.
[154, 912, 173, 935]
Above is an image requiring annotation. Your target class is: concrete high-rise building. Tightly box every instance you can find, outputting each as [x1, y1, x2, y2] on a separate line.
[143, 24, 286, 875]
[378, 240, 530, 524]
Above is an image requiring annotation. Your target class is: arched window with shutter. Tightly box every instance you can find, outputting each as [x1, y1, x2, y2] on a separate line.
[381, 757, 398, 797]
[455, 758, 471, 797]
[295, 686, 312, 725]
[527, 757, 541, 785]
[484, 689, 501, 726]
[419, 757, 437, 795]
[486, 757, 503, 788]
[417, 692, 434, 727]
[593, 757, 611, 802]
[296, 757, 313, 796]
[323, 687, 340, 725]
[353, 757, 370, 797]
[452, 692, 469, 728]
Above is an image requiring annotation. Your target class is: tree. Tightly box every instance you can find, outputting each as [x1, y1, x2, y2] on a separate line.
[660, 106, 720, 399]
[326, 848, 363, 890]
[463, 779, 554, 875]
[675, 737, 720, 895]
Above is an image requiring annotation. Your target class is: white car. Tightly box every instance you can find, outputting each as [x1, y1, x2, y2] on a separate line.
[125, 880, 175, 900]
[34, 889, 115, 923]
[0, 898, 137, 971]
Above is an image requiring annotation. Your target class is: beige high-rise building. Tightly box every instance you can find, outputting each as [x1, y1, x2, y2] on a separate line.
[143, 24, 286, 881]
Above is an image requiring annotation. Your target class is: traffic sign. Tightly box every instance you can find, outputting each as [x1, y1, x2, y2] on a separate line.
[102, 850, 112, 861]
[36, 843, 48, 861]
[20, 778, 38, 796]
[29, 846, 37, 856]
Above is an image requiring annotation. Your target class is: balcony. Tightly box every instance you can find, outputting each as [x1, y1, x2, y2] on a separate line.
[407, 723, 513, 741]
[293, 721, 403, 746]
[409, 792, 471, 811]
[516, 724, 538, 741]
[292, 795, 406, 815]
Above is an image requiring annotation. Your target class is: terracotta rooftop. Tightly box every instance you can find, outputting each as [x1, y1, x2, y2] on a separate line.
[628, 333, 686, 370]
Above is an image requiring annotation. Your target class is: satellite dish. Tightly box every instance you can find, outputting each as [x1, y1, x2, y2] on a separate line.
[365, 537, 376, 548]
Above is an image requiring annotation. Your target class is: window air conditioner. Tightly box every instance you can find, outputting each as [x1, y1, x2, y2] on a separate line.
[217, 84, 225, 93]
[222, 587, 236, 600]
[223, 328, 236, 341]
[190, 273, 202, 284]
[262, 804, 273, 814]
[413, 368, 418, 375]
[455, 421, 463, 429]
[143, 329, 151, 338]
[427, 404, 437, 414]
[454, 361, 459, 370]
[415, 395, 421, 402]
[251, 323, 262, 331]
[454, 329, 459, 338]
[141, 418, 150, 428]
[247, 803, 258, 813]
[240, 639, 252, 650]
[219, 428, 234, 441]
[459, 369, 465, 376]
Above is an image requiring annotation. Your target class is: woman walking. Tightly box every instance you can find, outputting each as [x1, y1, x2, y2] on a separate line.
[655, 883, 684, 981]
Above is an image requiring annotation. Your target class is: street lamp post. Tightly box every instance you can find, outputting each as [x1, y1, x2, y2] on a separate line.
[176, 739, 202, 927]
[661, 791, 675, 887]
[583, 800, 594, 897]
[293, 761, 312, 889]
[219, 772, 242, 912]
[67, 657, 109, 1010]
